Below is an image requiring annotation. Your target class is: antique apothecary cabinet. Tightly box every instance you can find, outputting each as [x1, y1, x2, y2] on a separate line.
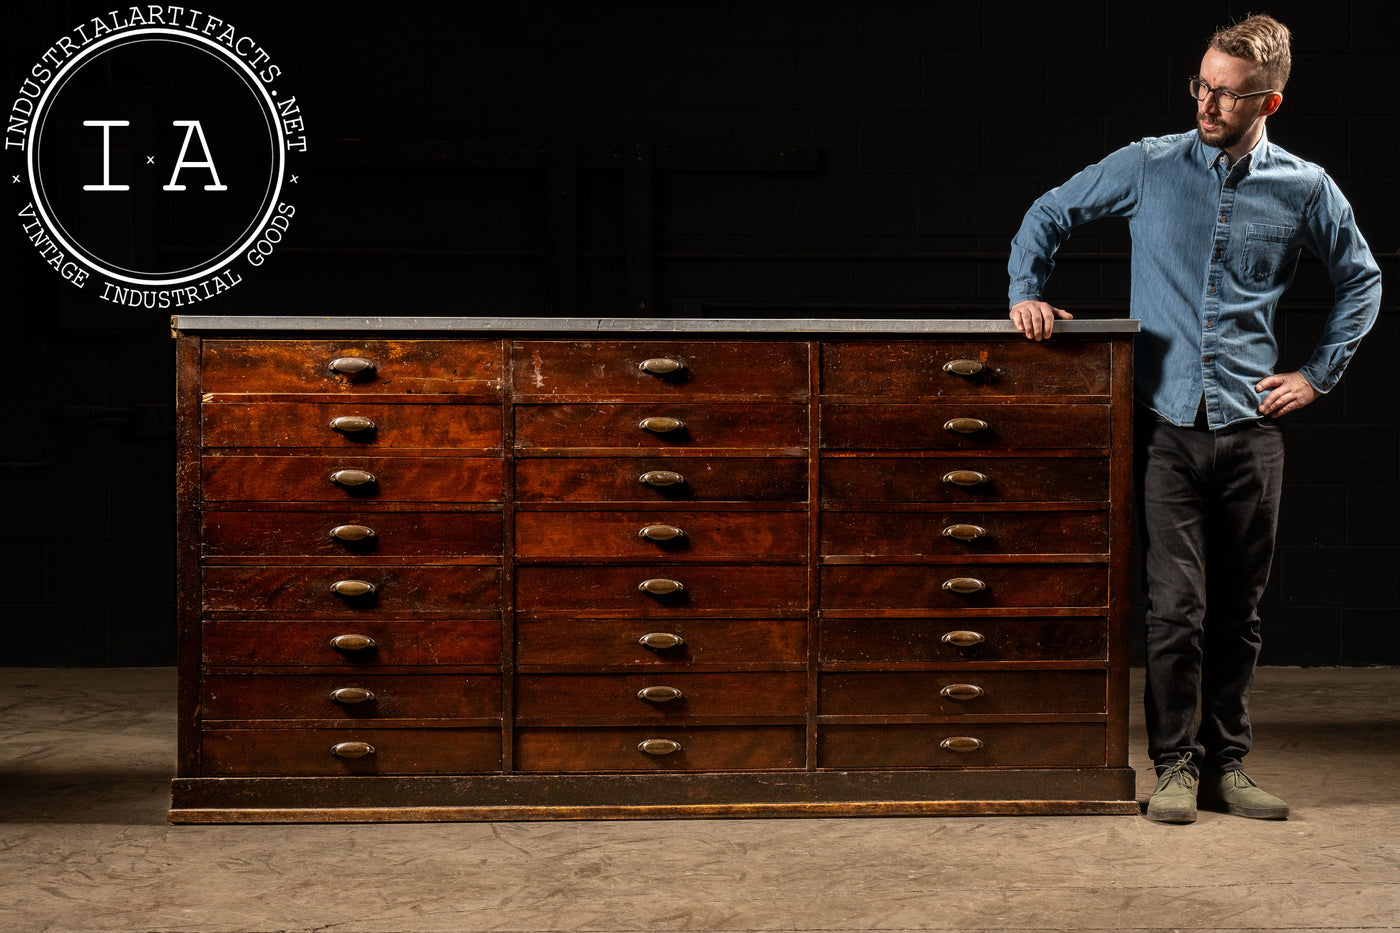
[170, 316, 1139, 821]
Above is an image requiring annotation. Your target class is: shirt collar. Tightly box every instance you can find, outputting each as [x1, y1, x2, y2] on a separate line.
[1194, 127, 1271, 174]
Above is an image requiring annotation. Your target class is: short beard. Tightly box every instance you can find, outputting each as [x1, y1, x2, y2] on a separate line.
[1197, 114, 1248, 152]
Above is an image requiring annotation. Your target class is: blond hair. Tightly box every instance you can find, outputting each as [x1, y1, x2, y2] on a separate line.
[1210, 14, 1292, 91]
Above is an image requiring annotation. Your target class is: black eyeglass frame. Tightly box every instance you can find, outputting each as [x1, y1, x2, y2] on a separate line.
[1189, 76, 1276, 112]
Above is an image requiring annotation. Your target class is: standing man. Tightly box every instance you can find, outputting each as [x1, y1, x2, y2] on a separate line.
[1007, 15, 1381, 823]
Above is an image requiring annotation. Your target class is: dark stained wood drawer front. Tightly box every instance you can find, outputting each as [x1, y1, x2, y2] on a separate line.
[202, 455, 503, 502]
[201, 340, 502, 395]
[516, 673, 806, 722]
[202, 512, 502, 558]
[823, 403, 1109, 450]
[201, 728, 502, 775]
[516, 510, 808, 559]
[819, 723, 1105, 769]
[514, 726, 805, 772]
[203, 619, 502, 667]
[822, 340, 1111, 398]
[818, 671, 1105, 716]
[515, 403, 807, 450]
[819, 618, 1107, 664]
[517, 619, 807, 668]
[821, 564, 1107, 611]
[202, 402, 501, 449]
[513, 341, 809, 397]
[516, 565, 806, 614]
[202, 565, 501, 614]
[821, 509, 1106, 557]
[515, 457, 808, 503]
[201, 674, 503, 721]
[821, 456, 1107, 503]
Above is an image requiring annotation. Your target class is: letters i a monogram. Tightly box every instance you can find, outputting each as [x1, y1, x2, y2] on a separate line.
[82, 119, 228, 192]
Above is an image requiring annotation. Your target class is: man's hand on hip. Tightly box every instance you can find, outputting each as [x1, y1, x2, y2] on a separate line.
[1256, 372, 1319, 418]
[1010, 301, 1073, 341]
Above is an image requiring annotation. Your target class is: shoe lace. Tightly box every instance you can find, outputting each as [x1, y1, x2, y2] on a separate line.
[1225, 769, 1259, 789]
[1157, 752, 1196, 790]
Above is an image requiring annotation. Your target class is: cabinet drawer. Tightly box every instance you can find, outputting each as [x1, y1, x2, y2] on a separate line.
[201, 455, 503, 503]
[822, 340, 1111, 398]
[515, 457, 807, 503]
[517, 618, 807, 668]
[515, 510, 807, 559]
[822, 403, 1109, 450]
[513, 341, 808, 397]
[516, 565, 807, 614]
[201, 339, 502, 395]
[202, 402, 500, 449]
[200, 727, 502, 775]
[516, 673, 806, 722]
[821, 563, 1106, 611]
[821, 509, 1106, 556]
[819, 618, 1107, 664]
[514, 726, 805, 772]
[819, 723, 1105, 769]
[819, 671, 1105, 716]
[202, 512, 502, 558]
[202, 565, 501, 614]
[203, 619, 502, 667]
[821, 456, 1107, 503]
[202, 674, 502, 721]
[515, 403, 806, 450]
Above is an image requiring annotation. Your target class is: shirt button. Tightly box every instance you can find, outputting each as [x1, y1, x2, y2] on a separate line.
[1219, 215, 1227, 222]
[1206, 321, 1215, 328]
[1213, 250, 1222, 259]
[1209, 285, 1217, 293]
[1203, 356, 1211, 363]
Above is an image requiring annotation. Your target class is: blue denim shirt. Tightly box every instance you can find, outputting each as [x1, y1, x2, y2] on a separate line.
[1009, 130, 1382, 428]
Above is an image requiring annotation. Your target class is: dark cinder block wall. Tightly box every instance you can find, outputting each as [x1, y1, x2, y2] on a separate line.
[3, 1, 1396, 666]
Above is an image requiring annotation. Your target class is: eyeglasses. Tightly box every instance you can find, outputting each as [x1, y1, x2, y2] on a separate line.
[1189, 76, 1274, 112]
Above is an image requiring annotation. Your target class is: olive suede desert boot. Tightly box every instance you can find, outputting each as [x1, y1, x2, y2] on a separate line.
[1145, 754, 1198, 823]
[1199, 768, 1290, 819]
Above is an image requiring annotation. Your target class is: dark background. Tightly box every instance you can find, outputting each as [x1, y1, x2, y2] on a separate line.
[3, 1, 1396, 667]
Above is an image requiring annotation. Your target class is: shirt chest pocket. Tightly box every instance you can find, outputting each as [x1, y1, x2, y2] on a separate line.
[1241, 222, 1296, 280]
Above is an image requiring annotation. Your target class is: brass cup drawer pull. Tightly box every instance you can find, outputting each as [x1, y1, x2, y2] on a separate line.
[941, 630, 985, 648]
[331, 579, 376, 599]
[640, 470, 685, 488]
[330, 524, 377, 543]
[944, 417, 989, 435]
[330, 687, 376, 705]
[639, 357, 686, 377]
[939, 736, 984, 753]
[942, 523, 987, 541]
[638, 578, 685, 596]
[330, 633, 376, 652]
[330, 415, 376, 435]
[637, 685, 684, 703]
[639, 524, 685, 542]
[330, 469, 377, 489]
[331, 741, 376, 759]
[942, 577, 986, 595]
[942, 470, 988, 488]
[638, 632, 685, 651]
[939, 683, 985, 701]
[328, 357, 376, 380]
[942, 359, 986, 377]
[638, 738, 683, 756]
[639, 416, 686, 434]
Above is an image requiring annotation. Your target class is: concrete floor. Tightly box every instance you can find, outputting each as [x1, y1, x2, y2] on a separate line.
[1, 667, 1397, 933]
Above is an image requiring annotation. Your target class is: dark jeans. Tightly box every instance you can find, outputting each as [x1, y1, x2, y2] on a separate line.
[1135, 409, 1285, 775]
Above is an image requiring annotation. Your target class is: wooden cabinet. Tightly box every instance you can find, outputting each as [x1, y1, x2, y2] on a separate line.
[171, 317, 1139, 822]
